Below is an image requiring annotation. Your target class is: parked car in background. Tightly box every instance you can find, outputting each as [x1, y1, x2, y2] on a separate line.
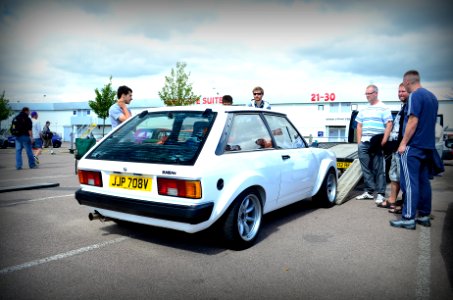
[443, 129, 453, 160]
[7, 135, 15, 148]
[75, 106, 338, 250]
[52, 132, 62, 148]
[5, 132, 62, 148]
[0, 129, 8, 148]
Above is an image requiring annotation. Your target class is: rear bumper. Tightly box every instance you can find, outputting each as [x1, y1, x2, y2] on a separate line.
[75, 189, 213, 224]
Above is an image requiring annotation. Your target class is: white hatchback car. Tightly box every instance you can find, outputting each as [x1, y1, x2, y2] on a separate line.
[75, 105, 337, 249]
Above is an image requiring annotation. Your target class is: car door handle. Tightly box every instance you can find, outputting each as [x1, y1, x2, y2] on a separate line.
[282, 155, 291, 160]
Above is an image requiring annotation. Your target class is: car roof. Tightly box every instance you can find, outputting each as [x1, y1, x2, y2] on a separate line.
[141, 105, 288, 116]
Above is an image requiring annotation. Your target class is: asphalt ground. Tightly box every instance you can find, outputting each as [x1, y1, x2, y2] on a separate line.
[0, 143, 452, 299]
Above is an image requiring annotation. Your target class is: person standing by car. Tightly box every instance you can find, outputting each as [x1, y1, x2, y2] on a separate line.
[356, 85, 393, 204]
[378, 83, 408, 212]
[31, 111, 43, 165]
[12, 107, 37, 170]
[390, 70, 443, 229]
[109, 85, 133, 129]
[42, 121, 54, 154]
[248, 86, 271, 109]
[222, 95, 233, 105]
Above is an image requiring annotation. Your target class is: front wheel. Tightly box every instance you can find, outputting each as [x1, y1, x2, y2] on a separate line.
[313, 169, 337, 207]
[222, 190, 263, 250]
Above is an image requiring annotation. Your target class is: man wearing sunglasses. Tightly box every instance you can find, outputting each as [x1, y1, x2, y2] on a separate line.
[248, 86, 271, 109]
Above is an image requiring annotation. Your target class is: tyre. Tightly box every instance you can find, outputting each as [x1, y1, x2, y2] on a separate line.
[222, 190, 263, 250]
[313, 169, 337, 207]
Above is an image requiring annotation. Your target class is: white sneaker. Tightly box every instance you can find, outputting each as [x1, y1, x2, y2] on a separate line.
[356, 192, 373, 200]
[375, 194, 385, 204]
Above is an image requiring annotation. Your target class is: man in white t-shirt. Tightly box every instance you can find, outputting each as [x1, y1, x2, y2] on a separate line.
[355, 85, 393, 204]
[31, 111, 42, 164]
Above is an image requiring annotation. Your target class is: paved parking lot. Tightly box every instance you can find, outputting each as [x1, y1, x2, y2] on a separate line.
[0, 143, 452, 299]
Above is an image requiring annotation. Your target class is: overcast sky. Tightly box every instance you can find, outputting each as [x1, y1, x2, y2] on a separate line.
[1, 0, 452, 106]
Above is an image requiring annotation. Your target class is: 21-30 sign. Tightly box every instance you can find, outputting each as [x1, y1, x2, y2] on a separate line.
[311, 93, 336, 101]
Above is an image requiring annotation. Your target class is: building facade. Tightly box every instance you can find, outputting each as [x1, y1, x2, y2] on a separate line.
[6, 99, 453, 143]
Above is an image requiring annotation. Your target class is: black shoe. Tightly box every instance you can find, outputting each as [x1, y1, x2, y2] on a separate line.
[389, 218, 416, 230]
[416, 216, 431, 227]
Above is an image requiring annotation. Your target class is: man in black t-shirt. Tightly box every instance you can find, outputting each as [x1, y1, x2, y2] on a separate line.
[14, 107, 37, 170]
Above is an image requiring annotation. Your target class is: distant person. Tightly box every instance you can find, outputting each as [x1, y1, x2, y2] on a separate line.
[222, 95, 233, 105]
[12, 107, 37, 170]
[390, 70, 444, 229]
[356, 84, 393, 204]
[109, 85, 133, 129]
[247, 86, 271, 109]
[377, 83, 408, 212]
[42, 120, 54, 154]
[31, 111, 43, 165]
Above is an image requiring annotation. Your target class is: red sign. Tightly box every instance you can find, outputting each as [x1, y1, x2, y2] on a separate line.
[196, 96, 223, 105]
[311, 93, 336, 101]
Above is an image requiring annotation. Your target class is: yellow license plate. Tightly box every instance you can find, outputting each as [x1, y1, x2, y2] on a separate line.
[337, 161, 352, 169]
[109, 174, 152, 191]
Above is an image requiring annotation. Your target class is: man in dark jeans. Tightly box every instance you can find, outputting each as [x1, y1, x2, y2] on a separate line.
[14, 107, 37, 170]
[355, 85, 393, 204]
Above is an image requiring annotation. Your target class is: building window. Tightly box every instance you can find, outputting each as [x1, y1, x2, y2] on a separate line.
[327, 126, 347, 142]
[330, 103, 339, 113]
[73, 110, 77, 115]
[87, 110, 91, 115]
[341, 102, 351, 113]
[318, 105, 324, 111]
[330, 102, 351, 113]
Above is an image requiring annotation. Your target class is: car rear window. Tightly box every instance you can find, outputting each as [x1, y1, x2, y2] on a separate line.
[87, 110, 216, 165]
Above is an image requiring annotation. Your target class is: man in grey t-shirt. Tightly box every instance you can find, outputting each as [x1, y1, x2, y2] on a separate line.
[109, 85, 133, 129]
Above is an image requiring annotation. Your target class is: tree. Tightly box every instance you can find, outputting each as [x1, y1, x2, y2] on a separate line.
[89, 76, 116, 137]
[158, 61, 200, 106]
[0, 91, 14, 130]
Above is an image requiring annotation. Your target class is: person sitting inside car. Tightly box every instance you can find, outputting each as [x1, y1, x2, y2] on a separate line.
[255, 138, 272, 148]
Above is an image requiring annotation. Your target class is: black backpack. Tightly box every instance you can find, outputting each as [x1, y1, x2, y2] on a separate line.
[10, 114, 28, 136]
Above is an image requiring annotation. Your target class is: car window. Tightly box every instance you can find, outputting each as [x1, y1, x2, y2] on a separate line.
[264, 115, 306, 149]
[87, 110, 216, 165]
[225, 114, 272, 152]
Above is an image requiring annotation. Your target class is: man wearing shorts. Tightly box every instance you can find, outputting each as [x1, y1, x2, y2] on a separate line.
[377, 84, 408, 213]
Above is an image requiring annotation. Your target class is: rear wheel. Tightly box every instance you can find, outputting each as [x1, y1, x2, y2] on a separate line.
[222, 190, 262, 250]
[313, 169, 337, 207]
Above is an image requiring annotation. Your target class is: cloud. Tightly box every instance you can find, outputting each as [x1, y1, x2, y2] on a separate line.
[0, 0, 452, 104]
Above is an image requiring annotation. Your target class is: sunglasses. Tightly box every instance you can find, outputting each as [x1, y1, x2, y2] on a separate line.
[253, 93, 262, 96]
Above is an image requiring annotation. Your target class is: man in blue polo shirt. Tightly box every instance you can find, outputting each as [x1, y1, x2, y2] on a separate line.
[390, 70, 442, 229]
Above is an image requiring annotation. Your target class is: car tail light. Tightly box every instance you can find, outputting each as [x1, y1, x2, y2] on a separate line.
[78, 170, 103, 187]
[157, 178, 201, 199]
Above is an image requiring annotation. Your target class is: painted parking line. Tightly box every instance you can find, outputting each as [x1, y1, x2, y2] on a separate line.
[415, 226, 431, 300]
[0, 193, 74, 207]
[0, 174, 75, 183]
[0, 237, 129, 275]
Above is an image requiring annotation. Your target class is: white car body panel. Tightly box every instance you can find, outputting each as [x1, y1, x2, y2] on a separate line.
[76, 105, 337, 235]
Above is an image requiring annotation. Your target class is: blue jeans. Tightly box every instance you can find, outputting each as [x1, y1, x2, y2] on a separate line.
[15, 135, 36, 169]
[358, 142, 386, 194]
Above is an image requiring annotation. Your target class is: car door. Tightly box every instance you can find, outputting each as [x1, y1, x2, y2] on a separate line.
[263, 114, 317, 205]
